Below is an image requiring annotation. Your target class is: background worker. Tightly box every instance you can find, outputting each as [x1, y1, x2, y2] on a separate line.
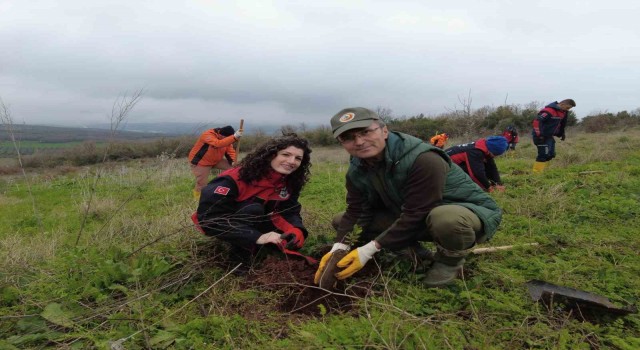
[430, 132, 449, 149]
[445, 136, 508, 192]
[192, 134, 312, 270]
[502, 125, 519, 150]
[532, 99, 576, 173]
[188, 125, 243, 199]
[314, 107, 502, 288]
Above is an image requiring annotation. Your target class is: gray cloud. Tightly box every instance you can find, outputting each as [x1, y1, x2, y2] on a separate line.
[1, 0, 639, 129]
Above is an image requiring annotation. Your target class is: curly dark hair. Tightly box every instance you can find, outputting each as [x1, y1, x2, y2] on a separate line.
[238, 134, 312, 194]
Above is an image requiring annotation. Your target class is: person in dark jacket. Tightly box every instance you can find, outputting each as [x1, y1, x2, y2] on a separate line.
[193, 134, 312, 268]
[445, 136, 509, 192]
[314, 107, 502, 288]
[502, 125, 519, 150]
[188, 125, 243, 199]
[532, 99, 576, 173]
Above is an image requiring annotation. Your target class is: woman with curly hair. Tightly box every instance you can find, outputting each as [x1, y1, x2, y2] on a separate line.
[193, 134, 312, 265]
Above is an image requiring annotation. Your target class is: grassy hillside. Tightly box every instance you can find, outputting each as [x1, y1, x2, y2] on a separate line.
[0, 130, 639, 349]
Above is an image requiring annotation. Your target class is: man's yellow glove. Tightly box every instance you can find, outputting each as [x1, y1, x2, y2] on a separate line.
[335, 241, 380, 280]
[313, 242, 349, 284]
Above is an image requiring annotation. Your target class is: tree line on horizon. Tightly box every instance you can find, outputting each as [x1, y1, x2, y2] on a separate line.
[1, 101, 639, 172]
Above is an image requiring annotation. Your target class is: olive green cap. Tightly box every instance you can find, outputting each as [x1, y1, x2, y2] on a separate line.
[330, 107, 380, 138]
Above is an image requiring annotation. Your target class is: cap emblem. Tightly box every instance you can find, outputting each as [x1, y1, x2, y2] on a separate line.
[339, 112, 355, 123]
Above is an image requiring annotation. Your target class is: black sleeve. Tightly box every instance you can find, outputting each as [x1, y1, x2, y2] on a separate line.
[558, 115, 568, 136]
[485, 158, 502, 185]
[196, 176, 263, 245]
[467, 150, 491, 189]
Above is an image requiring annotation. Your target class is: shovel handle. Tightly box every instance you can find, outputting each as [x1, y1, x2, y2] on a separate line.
[236, 119, 245, 156]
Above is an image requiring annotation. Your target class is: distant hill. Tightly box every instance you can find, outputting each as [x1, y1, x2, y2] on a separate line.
[0, 124, 167, 143]
[1, 122, 313, 144]
[90, 122, 286, 136]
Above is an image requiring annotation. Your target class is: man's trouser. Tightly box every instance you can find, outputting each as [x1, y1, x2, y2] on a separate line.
[190, 161, 232, 192]
[535, 137, 556, 162]
[331, 205, 482, 253]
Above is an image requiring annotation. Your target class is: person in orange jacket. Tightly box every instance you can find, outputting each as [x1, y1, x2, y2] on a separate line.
[430, 132, 449, 149]
[188, 125, 243, 199]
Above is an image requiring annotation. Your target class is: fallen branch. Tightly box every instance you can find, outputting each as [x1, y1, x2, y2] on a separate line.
[471, 243, 539, 254]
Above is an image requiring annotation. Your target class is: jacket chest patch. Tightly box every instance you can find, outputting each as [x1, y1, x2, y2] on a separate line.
[214, 186, 230, 195]
[276, 187, 290, 199]
[249, 187, 290, 202]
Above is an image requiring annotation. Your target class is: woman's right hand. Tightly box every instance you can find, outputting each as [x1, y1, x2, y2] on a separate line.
[256, 231, 282, 245]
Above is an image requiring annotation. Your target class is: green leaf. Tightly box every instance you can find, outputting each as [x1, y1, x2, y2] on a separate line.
[149, 330, 176, 348]
[41, 303, 74, 328]
[0, 339, 20, 349]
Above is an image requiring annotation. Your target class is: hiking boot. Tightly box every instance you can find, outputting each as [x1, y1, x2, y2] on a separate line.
[421, 245, 468, 288]
[421, 260, 464, 287]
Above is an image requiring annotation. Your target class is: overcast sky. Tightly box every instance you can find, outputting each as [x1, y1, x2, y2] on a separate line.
[1, 0, 639, 129]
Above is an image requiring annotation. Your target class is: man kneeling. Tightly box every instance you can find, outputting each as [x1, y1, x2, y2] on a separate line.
[314, 108, 502, 287]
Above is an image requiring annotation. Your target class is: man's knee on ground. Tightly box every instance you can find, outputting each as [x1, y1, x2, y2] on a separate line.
[427, 205, 480, 250]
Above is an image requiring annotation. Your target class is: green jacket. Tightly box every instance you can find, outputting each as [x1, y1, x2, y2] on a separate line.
[347, 132, 502, 242]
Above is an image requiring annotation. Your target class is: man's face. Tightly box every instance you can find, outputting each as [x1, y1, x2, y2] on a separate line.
[337, 122, 388, 160]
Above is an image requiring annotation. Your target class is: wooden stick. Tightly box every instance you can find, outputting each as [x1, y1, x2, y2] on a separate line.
[236, 119, 244, 156]
[579, 170, 604, 175]
[471, 243, 539, 254]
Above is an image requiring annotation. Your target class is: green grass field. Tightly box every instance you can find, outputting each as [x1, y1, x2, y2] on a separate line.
[0, 141, 101, 159]
[1, 131, 639, 349]
[0, 141, 87, 148]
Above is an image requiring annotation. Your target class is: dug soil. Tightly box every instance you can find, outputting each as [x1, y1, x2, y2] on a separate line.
[242, 253, 376, 317]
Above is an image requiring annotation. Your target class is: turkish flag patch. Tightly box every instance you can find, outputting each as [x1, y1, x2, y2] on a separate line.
[213, 186, 230, 195]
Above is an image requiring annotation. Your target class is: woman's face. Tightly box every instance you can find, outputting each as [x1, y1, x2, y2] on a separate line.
[270, 145, 304, 175]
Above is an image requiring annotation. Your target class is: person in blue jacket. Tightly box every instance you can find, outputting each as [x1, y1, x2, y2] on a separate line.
[532, 99, 576, 173]
[445, 136, 509, 192]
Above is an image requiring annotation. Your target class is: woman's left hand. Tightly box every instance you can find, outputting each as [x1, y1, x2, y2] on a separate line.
[256, 231, 283, 245]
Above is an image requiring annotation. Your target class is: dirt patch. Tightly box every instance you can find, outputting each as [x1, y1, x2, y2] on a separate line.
[243, 255, 348, 315]
[243, 254, 376, 316]
[194, 241, 378, 317]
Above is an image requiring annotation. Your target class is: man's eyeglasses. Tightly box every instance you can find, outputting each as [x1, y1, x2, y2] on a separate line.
[337, 127, 381, 144]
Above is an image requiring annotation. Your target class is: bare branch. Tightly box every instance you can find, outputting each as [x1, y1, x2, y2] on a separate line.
[375, 106, 394, 123]
[0, 97, 43, 231]
[76, 89, 144, 246]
